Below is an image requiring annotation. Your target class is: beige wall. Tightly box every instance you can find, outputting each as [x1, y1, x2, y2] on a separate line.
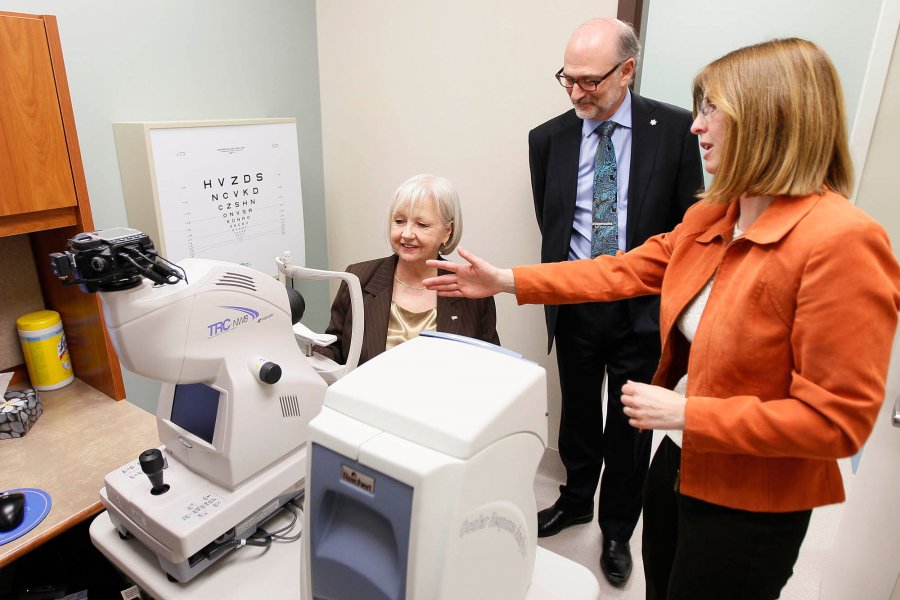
[0, 236, 45, 371]
[316, 1, 618, 448]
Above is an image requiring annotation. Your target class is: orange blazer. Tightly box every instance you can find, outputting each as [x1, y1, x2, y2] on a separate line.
[514, 191, 900, 512]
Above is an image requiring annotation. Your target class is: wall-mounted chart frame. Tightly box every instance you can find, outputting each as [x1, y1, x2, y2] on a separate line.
[113, 118, 305, 275]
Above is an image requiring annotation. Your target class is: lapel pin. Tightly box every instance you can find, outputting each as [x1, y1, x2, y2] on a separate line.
[451, 315, 458, 321]
[650, 119, 657, 126]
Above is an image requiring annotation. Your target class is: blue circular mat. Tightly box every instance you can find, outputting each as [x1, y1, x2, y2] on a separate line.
[0, 488, 52, 545]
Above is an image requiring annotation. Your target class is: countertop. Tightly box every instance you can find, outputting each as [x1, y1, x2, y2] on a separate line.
[0, 379, 157, 567]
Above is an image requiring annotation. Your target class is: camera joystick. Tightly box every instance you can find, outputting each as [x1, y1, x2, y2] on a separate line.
[140, 449, 170, 495]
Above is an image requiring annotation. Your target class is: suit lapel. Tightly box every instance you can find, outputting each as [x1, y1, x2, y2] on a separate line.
[553, 113, 584, 253]
[627, 93, 660, 250]
[436, 283, 463, 334]
[362, 256, 396, 359]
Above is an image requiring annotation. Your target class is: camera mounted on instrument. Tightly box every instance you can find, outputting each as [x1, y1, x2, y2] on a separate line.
[49, 227, 185, 292]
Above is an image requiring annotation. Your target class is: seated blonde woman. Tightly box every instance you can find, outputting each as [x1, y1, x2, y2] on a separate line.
[317, 174, 499, 365]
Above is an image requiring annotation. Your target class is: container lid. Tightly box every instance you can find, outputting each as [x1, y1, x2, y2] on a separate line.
[16, 310, 61, 331]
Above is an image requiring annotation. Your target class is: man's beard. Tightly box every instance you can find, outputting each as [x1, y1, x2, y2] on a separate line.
[573, 101, 603, 120]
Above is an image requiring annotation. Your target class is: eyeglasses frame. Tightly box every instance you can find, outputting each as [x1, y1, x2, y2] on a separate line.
[698, 97, 718, 118]
[555, 60, 626, 92]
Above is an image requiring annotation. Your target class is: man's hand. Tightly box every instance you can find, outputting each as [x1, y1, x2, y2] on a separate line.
[424, 247, 515, 298]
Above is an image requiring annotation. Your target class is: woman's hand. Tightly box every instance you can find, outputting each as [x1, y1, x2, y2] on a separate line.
[424, 247, 515, 298]
[621, 380, 687, 430]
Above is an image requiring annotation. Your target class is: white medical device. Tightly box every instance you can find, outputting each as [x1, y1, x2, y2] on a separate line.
[277, 254, 362, 385]
[51, 227, 576, 599]
[304, 333, 548, 600]
[50, 227, 362, 582]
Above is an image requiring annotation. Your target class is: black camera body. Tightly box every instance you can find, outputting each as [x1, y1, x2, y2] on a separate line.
[50, 227, 181, 292]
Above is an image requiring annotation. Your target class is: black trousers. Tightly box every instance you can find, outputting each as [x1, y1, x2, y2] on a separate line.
[643, 436, 813, 600]
[553, 301, 659, 542]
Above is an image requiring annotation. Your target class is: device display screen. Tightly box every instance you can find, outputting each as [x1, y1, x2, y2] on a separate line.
[170, 383, 220, 444]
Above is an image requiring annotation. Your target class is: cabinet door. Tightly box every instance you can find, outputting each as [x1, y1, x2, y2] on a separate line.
[0, 14, 76, 218]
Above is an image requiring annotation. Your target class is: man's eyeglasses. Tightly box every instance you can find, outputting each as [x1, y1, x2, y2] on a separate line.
[555, 60, 624, 92]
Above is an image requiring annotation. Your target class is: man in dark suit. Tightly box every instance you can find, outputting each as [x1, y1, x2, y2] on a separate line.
[529, 17, 702, 585]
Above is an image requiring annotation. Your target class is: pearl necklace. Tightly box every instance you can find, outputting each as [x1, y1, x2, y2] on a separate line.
[394, 275, 427, 290]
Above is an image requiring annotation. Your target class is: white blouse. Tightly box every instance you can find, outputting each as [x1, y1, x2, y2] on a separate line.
[668, 223, 743, 447]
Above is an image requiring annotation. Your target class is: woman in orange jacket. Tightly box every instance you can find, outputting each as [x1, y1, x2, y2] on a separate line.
[425, 38, 900, 599]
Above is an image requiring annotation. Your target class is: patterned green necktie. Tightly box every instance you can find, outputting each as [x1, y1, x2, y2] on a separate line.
[592, 120, 618, 258]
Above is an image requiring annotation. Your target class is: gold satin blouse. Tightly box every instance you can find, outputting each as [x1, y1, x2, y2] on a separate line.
[386, 302, 437, 351]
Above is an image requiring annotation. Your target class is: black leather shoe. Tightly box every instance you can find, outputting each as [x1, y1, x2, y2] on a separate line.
[536, 505, 593, 538]
[600, 538, 632, 585]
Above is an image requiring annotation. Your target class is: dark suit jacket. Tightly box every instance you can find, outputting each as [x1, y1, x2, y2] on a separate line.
[528, 93, 703, 351]
[318, 254, 501, 365]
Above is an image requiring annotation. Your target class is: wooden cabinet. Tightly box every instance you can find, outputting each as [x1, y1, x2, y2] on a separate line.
[0, 12, 125, 400]
[0, 13, 77, 226]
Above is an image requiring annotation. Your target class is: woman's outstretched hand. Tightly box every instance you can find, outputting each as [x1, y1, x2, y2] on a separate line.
[621, 380, 687, 431]
[424, 247, 516, 298]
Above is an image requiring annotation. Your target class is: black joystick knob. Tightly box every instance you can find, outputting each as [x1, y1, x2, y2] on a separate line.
[139, 448, 170, 495]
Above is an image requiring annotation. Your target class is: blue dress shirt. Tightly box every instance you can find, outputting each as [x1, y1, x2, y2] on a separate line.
[569, 90, 633, 260]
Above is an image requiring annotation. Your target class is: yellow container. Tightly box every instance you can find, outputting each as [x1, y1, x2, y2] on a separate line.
[16, 310, 74, 391]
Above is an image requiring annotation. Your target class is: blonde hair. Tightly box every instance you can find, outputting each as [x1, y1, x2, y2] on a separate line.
[692, 38, 853, 204]
[387, 174, 462, 254]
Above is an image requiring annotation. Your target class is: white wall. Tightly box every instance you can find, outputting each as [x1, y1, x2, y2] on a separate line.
[316, 0, 617, 448]
[0, 0, 327, 412]
[640, 0, 887, 195]
[820, 29, 900, 600]
[640, 0, 882, 121]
